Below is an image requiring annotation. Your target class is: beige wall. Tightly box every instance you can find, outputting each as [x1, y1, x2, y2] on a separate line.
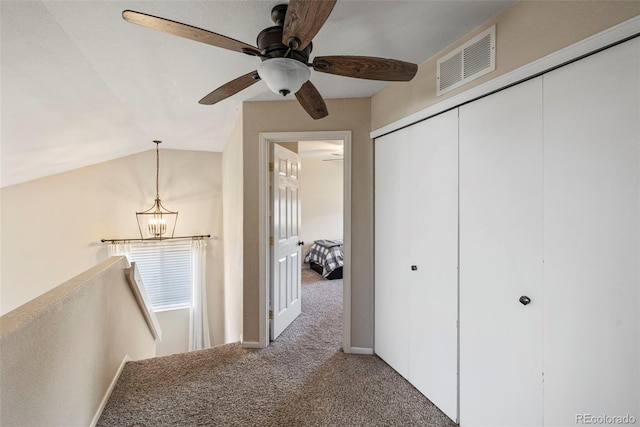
[372, 1, 640, 130]
[276, 141, 299, 153]
[243, 98, 373, 347]
[155, 308, 190, 356]
[222, 115, 244, 343]
[0, 149, 228, 347]
[300, 157, 344, 245]
[0, 256, 156, 426]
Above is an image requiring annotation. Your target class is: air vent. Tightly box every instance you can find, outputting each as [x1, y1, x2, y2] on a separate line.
[437, 25, 495, 96]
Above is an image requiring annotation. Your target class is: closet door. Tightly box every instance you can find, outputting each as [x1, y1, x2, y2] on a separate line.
[459, 77, 544, 426]
[375, 121, 412, 379]
[375, 109, 459, 421]
[406, 109, 459, 421]
[543, 38, 640, 426]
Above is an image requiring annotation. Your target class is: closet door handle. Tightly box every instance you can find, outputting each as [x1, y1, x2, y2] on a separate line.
[519, 296, 531, 306]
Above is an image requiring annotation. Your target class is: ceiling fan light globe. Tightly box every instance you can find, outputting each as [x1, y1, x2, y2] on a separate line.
[258, 58, 310, 97]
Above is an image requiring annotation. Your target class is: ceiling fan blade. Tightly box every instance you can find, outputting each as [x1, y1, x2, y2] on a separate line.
[313, 56, 418, 81]
[295, 81, 328, 120]
[122, 10, 258, 54]
[282, 0, 337, 50]
[199, 71, 260, 105]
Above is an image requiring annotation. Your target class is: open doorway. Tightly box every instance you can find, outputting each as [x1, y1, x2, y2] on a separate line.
[270, 139, 345, 341]
[297, 139, 345, 284]
[257, 131, 352, 352]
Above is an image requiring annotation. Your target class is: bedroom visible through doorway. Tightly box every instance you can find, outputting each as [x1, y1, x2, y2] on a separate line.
[271, 139, 345, 341]
[295, 139, 345, 282]
[258, 131, 352, 352]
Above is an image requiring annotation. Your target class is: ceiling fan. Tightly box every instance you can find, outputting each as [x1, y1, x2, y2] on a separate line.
[122, 0, 418, 120]
[323, 152, 344, 162]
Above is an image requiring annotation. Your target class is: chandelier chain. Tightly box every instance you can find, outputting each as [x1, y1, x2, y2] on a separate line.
[155, 141, 160, 200]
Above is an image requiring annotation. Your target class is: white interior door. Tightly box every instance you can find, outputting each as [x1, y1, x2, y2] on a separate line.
[542, 38, 640, 425]
[270, 144, 302, 340]
[459, 77, 544, 427]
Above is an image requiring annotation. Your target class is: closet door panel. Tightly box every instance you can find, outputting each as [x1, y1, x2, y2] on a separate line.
[543, 38, 640, 426]
[375, 126, 412, 378]
[459, 77, 544, 426]
[406, 109, 459, 421]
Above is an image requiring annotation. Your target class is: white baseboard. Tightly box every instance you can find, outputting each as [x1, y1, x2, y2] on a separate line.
[241, 341, 262, 349]
[90, 355, 130, 427]
[349, 347, 374, 355]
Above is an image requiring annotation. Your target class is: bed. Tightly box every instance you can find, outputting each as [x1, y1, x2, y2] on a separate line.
[304, 239, 344, 280]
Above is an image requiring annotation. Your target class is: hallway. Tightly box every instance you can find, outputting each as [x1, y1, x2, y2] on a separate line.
[98, 276, 454, 426]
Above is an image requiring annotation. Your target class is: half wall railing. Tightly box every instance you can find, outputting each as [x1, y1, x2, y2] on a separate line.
[0, 256, 160, 426]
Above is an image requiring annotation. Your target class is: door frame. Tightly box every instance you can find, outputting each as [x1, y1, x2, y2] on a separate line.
[258, 130, 352, 351]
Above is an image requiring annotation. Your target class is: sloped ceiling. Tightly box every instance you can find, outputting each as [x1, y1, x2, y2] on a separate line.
[1, 0, 513, 187]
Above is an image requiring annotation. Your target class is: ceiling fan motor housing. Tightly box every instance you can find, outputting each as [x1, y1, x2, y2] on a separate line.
[256, 5, 311, 64]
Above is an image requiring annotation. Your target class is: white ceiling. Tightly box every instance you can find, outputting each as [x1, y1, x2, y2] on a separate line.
[1, 0, 513, 187]
[298, 139, 343, 160]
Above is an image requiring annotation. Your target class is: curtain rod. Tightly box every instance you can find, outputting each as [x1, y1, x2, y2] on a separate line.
[101, 234, 213, 243]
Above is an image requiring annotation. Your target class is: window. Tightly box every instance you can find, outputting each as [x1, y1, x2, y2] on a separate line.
[107, 238, 209, 350]
[128, 240, 192, 311]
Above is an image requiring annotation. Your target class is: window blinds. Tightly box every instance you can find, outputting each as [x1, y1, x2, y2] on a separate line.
[128, 240, 192, 311]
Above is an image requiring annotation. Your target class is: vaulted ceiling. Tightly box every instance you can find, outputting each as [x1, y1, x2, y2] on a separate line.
[1, 0, 513, 187]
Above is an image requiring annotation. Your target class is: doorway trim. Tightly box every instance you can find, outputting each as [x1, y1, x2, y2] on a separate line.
[258, 130, 352, 351]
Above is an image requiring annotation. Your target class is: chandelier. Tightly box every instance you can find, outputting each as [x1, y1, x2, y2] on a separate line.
[136, 140, 178, 239]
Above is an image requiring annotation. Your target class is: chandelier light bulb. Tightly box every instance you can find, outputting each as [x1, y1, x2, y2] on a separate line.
[148, 214, 167, 237]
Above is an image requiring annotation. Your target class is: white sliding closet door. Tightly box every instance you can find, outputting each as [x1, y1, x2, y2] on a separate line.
[406, 110, 459, 420]
[543, 38, 640, 425]
[459, 77, 544, 427]
[375, 109, 459, 421]
[375, 123, 412, 378]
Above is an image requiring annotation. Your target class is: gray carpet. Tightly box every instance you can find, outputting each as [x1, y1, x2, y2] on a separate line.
[98, 274, 456, 426]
